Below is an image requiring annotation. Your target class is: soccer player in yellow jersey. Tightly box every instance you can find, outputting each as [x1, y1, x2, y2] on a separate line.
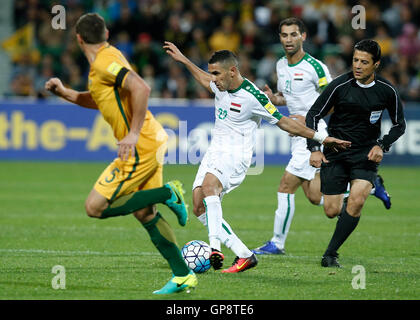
[45, 13, 197, 294]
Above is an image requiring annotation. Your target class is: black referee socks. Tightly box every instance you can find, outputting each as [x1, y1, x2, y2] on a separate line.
[324, 207, 360, 257]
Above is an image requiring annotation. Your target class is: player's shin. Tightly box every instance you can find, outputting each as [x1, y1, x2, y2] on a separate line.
[142, 212, 190, 276]
[197, 213, 252, 258]
[100, 187, 172, 219]
[203, 196, 223, 251]
[272, 193, 295, 249]
[219, 219, 252, 258]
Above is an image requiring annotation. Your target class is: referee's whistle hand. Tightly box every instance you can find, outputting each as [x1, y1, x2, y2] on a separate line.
[310, 151, 328, 168]
[367, 145, 383, 163]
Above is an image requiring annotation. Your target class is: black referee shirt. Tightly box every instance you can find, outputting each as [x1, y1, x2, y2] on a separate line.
[306, 71, 406, 153]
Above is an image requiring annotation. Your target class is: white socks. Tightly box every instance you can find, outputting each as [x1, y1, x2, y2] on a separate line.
[200, 197, 252, 258]
[271, 192, 295, 250]
[203, 196, 222, 251]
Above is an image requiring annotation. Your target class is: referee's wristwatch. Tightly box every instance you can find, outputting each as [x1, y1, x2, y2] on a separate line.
[309, 145, 321, 152]
[376, 139, 389, 153]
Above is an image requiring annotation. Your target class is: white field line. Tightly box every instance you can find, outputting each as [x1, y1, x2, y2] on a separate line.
[1, 249, 418, 263]
[0, 248, 159, 256]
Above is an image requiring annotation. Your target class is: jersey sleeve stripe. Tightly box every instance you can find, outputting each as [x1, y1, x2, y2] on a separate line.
[304, 54, 326, 79]
[114, 87, 130, 129]
[243, 79, 283, 120]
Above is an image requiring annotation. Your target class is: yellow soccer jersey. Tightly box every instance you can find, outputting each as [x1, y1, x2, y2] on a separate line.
[88, 43, 167, 157]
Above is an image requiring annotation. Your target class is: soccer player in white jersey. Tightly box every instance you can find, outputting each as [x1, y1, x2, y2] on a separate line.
[163, 41, 350, 273]
[253, 17, 392, 256]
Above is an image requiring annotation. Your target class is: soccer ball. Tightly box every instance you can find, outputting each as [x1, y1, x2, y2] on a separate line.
[181, 240, 212, 273]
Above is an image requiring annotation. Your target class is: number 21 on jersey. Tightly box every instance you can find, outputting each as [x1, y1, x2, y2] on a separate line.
[285, 79, 292, 93]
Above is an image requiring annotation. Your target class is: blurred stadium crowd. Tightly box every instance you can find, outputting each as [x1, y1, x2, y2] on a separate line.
[5, 0, 420, 101]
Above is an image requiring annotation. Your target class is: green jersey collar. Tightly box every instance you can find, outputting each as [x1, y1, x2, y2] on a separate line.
[288, 52, 308, 67]
[228, 78, 247, 93]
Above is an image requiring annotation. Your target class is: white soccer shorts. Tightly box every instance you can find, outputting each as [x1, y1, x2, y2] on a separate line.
[285, 119, 327, 181]
[192, 147, 250, 196]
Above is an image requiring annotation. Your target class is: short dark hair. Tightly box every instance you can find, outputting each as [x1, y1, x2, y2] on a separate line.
[354, 39, 381, 63]
[75, 13, 107, 44]
[208, 50, 239, 68]
[278, 17, 306, 34]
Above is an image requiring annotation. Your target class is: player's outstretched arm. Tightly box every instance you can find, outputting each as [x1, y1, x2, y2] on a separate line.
[45, 77, 98, 109]
[163, 41, 212, 92]
[117, 70, 150, 161]
[276, 116, 351, 150]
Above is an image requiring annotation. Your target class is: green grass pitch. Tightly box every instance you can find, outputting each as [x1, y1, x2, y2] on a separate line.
[0, 162, 419, 300]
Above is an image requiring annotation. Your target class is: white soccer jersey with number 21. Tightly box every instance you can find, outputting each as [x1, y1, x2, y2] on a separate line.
[276, 53, 332, 116]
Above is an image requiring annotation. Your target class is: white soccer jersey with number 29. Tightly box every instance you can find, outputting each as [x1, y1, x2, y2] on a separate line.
[192, 78, 284, 193]
[209, 78, 282, 157]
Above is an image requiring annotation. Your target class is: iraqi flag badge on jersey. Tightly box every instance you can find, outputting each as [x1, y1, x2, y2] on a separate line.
[230, 102, 241, 113]
[294, 73, 304, 81]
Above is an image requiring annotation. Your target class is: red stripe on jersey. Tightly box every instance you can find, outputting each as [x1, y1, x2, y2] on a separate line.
[231, 102, 241, 108]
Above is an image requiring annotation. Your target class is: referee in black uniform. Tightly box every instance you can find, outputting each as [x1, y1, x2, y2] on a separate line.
[306, 39, 406, 267]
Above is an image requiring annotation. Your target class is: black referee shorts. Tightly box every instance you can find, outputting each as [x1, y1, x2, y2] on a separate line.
[320, 148, 378, 195]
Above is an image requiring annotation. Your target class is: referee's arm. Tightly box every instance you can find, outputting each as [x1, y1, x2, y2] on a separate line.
[378, 87, 406, 152]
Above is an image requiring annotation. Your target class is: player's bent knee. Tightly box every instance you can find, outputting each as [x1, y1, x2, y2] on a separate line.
[192, 187, 206, 217]
[325, 212, 338, 219]
[85, 190, 109, 218]
[347, 195, 365, 208]
[278, 180, 295, 194]
[347, 210, 361, 218]
[201, 182, 218, 197]
[193, 202, 205, 217]
[278, 186, 293, 194]
[84, 201, 102, 218]
[307, 195, 321, 206]
[200, 184, 212, 197]
[347, 200, 364, 217]
[324, 207, 340, 219]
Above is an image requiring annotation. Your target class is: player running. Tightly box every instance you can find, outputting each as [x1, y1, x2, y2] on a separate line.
[163, 41, 351, 273]
[253, 18, 392, 256]
[45, 13, 196, 294]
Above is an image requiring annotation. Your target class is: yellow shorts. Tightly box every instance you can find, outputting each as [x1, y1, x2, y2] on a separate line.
[94, 153, 163, 201]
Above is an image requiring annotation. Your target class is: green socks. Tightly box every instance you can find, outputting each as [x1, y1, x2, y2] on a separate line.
[98, 187, 189, 276]
[142, 212, 190, 277]
[100, 186, 171, 219]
